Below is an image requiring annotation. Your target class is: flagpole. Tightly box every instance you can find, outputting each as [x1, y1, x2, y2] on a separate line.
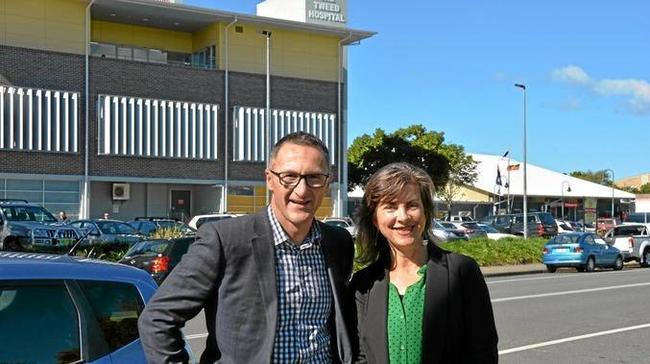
[506, 156, 510, 214]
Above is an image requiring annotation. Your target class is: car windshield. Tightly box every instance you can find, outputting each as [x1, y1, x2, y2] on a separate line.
[479, 224, 498, 233]
[432, 220, 446, 229]
[97, 221, 137, 234]
[441, 222, 456, 229]
[462, 222, 480, 229]
[549, 235, 580, 245]
[539, 213, 556, 225]
[325, 220, 348, 228]
[0, 205, 57, 223]
[125, 240, 171, 257]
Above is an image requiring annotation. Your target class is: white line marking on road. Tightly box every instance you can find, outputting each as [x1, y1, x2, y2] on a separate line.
[185, 333, 208, 340]
[487, 268, 646, 285]
[499, 323, 650, 355]
[492, 282, 650, 303]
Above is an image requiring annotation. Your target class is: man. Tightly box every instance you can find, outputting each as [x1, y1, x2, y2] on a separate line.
[138, 132, 354, 363]
[57, 211, 68, 222]
[102, 212, 110, 219]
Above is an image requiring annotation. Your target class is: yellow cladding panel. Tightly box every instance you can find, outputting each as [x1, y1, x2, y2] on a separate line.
[193, 23, 218, 52]
[5, 15, 47, 49]
[46, 0, 84, 26]
[453, 186, 491, 203]
[3, 0, 85, 53]
[5, 0, 45, 17]
[92, 20, 192, 53]
[220, 24, 339, 82]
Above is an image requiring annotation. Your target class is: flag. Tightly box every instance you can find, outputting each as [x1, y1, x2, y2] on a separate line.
[507, 164, 520, 171]
[496, 166, 502, 186]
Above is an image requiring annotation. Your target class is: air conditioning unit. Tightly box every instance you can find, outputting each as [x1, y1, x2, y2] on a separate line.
[112, 183, 130, 200]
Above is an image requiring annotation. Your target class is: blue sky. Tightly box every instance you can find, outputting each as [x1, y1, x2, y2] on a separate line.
[186, 1, 650, 179]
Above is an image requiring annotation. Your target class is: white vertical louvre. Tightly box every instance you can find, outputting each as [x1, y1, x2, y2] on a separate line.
[0, 86, 78, 153]
[232, 106, 336, 164]
[97, 94, 219, 160]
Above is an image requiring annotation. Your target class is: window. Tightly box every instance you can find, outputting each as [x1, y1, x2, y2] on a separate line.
[0, 281, 81, 363]
[192, 45, 216, 69]
[98, 94, 219, 160]
[77, 281, 145, 352]
[232, 106, 336, 163]
[583, 235, 595, 245]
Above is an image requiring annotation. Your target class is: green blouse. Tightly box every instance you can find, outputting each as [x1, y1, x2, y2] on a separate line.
[387, 265, 428, 364]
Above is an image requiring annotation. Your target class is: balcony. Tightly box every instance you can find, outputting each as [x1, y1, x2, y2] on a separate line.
[90, 42, 216, 70]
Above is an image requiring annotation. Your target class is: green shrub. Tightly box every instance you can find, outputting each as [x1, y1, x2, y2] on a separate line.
[150, 227, 186, 239]
[441, 237, 548, 266]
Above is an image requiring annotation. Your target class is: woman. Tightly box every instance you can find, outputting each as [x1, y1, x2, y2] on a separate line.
[349, 162, 498, 364]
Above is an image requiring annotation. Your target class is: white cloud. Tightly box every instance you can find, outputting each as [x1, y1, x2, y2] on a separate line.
[551, 65, 591, 85]
[552, 65, 650, 114]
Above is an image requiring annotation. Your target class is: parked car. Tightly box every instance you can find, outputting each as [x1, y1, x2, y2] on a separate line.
[323, 217, 357, 237]
[510, 212, 558, 237]
[445, 215, 474, 222]
[447, 221, 488, 239]
[556, 219, 575, 233]
[0, 251, 158, 363]
[478, 214, 515, 234]
[127, 217, 195, 236]
[431, 219, 468, 243]
[69, 219, 143, 246]
[119, 237, 195, 284]
[542, 232, 624, 273]
[566, 221, 595, 232]
[0, 199, 79, 253]
[597, 218, 620, 235]
[476, 223, 518, 240]
[603, 224, 650, 265]
[187, 213, 240, 230]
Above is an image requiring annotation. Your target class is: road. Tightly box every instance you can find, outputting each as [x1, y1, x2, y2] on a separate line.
[490, 267, 650, 363]
[181, 266, 650, 362]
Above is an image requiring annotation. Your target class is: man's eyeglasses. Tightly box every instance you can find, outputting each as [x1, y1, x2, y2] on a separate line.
[269, 170, 330, 188]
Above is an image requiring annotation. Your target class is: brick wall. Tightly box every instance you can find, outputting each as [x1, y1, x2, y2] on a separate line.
[1, 45, 341, 182]
[0, 45, 85, 175]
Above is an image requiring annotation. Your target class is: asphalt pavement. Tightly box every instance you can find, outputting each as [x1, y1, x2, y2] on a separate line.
[489, 266, 650, 363]
[182, 265, 650, 362]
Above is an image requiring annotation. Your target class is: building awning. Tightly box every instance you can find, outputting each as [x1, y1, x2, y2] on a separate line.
[91, 0, 375, 44]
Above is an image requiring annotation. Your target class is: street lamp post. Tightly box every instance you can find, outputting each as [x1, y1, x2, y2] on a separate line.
[561, 180, 571, 219]
[603, 168, 615, 218]
[514, 83, 528, 238]
[259, 30, 272, 205]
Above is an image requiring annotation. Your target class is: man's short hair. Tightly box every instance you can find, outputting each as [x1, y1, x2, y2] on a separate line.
[268, 132, 330, 168]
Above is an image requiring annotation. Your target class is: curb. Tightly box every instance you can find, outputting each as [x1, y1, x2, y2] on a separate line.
[480, 264, 547, 278]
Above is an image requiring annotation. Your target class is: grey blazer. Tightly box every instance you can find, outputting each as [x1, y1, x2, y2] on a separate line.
[138, 210, 355, 364]
[349, 243, 498, 364]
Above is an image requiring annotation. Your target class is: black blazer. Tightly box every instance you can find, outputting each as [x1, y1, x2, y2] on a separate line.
[349, 243, 498, 364]
[138, 210, 355, 364]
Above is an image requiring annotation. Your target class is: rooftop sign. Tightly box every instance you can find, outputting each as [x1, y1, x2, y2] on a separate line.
[257, 0, 347, 28]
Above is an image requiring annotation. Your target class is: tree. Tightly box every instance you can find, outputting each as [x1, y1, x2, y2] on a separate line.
[348, 125, 478, 212]
[569, 170, 613, 186]
[639, 184, 650, 194]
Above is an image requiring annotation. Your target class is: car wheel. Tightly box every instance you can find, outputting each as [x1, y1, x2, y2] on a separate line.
[585, 256, 596, 272]
[546, 265, 557, 273]
[614, 255, 624, 271]
[642, 249, 650, 268]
